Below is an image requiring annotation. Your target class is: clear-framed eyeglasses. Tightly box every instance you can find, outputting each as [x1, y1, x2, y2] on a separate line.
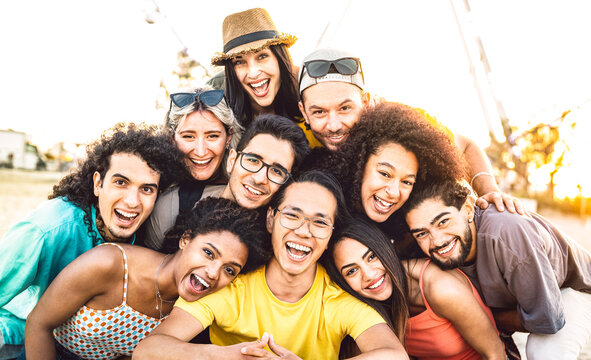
[274, 208, 334, 239]
[238, 152, 290, 185]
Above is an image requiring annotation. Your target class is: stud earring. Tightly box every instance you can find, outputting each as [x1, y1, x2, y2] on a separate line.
[468, 218, 473, 223]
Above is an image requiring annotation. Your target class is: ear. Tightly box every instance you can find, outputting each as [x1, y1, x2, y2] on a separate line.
[361, 91, 371, 107]
[462, 195, 476, 222]
[266, 207, 275, 234]
[226, 148, 238, 174]
[225, 128, 233, 149]
[92, 171, 102, 197]
[178, 232, 191, 250]
[298, 101, 309, 125]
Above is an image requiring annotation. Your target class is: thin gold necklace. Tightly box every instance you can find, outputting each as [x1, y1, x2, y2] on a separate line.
[154, 254, 175, 319]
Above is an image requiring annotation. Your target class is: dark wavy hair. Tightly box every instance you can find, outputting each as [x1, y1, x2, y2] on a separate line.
[49, 122, 186, 244]
[223, 44, 301, 127]
[161, 197, 271, 273]
[404, 180, 472, 215]
[314, 102, 467, 217]
[237, 113, 310, 172]
[323, 216, 409, 343]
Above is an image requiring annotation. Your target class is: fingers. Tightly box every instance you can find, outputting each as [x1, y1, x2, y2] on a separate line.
[478, 192, 528, 216]
[241, 333, 272, 357]
[475, 197, 490, 210]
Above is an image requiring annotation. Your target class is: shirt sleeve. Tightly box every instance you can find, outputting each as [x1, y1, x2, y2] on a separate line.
[330, 292, 387, 341]
[174, 282, 240, 330]
[0, 220, 45, 308]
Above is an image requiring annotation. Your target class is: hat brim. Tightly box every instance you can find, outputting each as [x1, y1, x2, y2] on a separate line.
[211, 33, 296, 66]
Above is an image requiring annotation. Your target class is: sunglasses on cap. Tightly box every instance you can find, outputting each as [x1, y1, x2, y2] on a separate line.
[301, 57, 363, 80]
[170, 89, 225, 109]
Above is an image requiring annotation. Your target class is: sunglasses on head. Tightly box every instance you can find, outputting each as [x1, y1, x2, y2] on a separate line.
[169, 89, 225, 109]
[302, 57, 363, 79]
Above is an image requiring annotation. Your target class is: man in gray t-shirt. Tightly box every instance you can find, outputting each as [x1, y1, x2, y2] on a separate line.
[404, 180, 591, 360]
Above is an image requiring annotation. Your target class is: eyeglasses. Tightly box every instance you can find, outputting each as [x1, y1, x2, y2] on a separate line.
[274, 208, 334, 239]
[237, 152, 290, 185]
[301, 57, 364, 81]
[170, 90, 225, 109]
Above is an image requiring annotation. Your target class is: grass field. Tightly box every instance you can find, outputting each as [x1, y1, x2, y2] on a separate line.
[1, 168, 591, 357]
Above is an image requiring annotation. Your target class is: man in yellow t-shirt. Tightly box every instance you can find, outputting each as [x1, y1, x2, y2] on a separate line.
[134, 171, 408, 359]
[297, 48, 524, 215]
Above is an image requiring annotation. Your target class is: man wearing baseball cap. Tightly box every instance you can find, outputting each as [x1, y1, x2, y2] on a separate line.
[297, 47, 525, 214]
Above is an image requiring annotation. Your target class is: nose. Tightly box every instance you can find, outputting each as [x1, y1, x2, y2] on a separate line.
[247, 61, 261, 79]
[326, 111, 343, 133]
[193, 137, 207, 157]
[251, 166, 269, 184]
[293, 218, 312, 238]
[361, 264, 378, 283]
[123, 189, 140, 208]
[205, 263, 220, 281]
[384, 181, 400, 199]
[431, 231, 447, 247]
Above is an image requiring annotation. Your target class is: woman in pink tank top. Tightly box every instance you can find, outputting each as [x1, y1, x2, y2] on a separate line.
[325, 217, 506, 360]
[24, 198, 271, 360]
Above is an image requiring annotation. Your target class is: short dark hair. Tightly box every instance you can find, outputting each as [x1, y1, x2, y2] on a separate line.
[49, 122, 186, 244]
[236, 113, 310, 171]
[322, 216, 408, 341]
[162, 197, 271, 273]
[224, 44, 300, 127]
[403, 180, 471, 216]
[268, 170, 350, 235]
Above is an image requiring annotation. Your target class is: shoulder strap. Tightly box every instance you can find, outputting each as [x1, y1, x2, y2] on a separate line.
[97, 242, 129, 305]
[418, 259, 433, 312]
[178, 182, 206, 214]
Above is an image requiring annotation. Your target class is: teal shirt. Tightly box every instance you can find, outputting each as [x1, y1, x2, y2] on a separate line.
[0, 198, 107, 345]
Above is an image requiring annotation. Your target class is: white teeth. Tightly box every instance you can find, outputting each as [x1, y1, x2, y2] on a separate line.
[373, 195, 394, 207]
[191, 159, 211, 165]
[245, 184, 263, 195]
[368, 276, 384, 289]
[115, 209, 138, 219]
[193, 274, 210, 288]
[286, 241, 311, 252]
[251, 79, 268, 88]
[437, 240, 456, 255]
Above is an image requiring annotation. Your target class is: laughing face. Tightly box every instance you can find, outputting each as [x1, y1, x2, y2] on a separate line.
[333, 237, 393, 301]
[406, 198, 476, 270]
[266, 181, 337, 278]
[299, 82, 368, 151]
[175, 230, 248, 302]
[222, 134, 294, 209]
[174, 110, 230, 181]
[93, 152, 160, 242]
[360, 142, 418, 223]
[232, 48, 281, 114]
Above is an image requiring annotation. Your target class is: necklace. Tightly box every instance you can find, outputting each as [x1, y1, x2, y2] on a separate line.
[154, 253, 175, 319]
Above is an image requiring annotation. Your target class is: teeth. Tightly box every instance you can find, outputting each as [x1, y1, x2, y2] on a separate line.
[191, 159, 212, 165]
[245, 184, 263, 195]
[115, 209, 138, 219]
[193, 274, 210, 288]
[437, 240, 456, 255]
[251, 79, 268, 88]
[368, 276, 384, 289]
[373, 195, 394, 207]
[287, 241, 311, 252]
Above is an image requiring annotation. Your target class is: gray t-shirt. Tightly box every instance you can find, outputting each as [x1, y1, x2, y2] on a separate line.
[143, 184, 225, 250]
[461, 206, 591, 334]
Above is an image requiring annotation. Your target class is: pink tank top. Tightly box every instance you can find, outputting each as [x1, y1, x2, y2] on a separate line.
[405, 259, 498, 360]
[53, 243, 165, 359]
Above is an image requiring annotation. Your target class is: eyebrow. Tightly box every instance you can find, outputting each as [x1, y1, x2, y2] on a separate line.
[207, 242, 243, 270]
[409, 211, 450, 233]
[339, 249, 370, 273]
[308, 99, 354, 110]
[246, 152, 289, 172]
[112, 173, 159, 189]
[285, 206, 331, 219]
[376, 162, 416, 178]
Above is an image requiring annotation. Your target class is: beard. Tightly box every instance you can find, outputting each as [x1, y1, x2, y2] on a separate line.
[429, 221, 473, 270]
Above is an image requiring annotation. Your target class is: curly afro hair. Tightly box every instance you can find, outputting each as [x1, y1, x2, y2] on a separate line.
[49, 122, 187, 244]
[161, 197, 271, 273]
[314, 102, 467, 214]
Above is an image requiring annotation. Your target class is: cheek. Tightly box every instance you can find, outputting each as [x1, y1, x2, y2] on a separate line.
[174, 139, 194, 156]
[209, 139, 228, 158]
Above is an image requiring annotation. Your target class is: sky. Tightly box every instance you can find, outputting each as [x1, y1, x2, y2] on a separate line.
[1, 0, 590, 193]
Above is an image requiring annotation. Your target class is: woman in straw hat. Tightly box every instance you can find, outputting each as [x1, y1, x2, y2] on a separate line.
[211, 8, 301, 127]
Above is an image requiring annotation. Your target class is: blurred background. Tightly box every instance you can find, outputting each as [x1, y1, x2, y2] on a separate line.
[1, 1, 590, 356]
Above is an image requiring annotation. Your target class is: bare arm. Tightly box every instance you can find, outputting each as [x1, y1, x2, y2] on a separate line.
[455, 134, 525, 215]
[424, 265, 506, 360]
[351, 323, 409, 360]
[25, 246, 121, 360]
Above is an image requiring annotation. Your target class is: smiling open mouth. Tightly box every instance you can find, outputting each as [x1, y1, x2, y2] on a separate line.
[190, 158, 212, 166]
[373, 195, 394, 213]
[114, 209, 138, 222]
[286, 241, 311, 260]
[250, 79, 269, 96]
[190, 273, 210, 293]
[244, 184, 264, 196]
[434, 238, 459, 257]
[367, 275, 385, 289]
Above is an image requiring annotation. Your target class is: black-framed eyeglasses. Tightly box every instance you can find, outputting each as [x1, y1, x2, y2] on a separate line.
[238, 152, 290, 185]
[273, 208, 334, 239]
[300, 57, 364, 84]
[170, 89, 225, 109]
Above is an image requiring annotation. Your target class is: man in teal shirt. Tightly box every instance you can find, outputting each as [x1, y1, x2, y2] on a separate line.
[0, 123, 185, 358]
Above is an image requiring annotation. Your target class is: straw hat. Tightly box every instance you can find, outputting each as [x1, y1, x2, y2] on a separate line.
[211, 8, 297, 66]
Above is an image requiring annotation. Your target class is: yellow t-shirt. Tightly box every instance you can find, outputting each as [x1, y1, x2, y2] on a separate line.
[175, 264, 385, 359]
[296, 117, 324, 148]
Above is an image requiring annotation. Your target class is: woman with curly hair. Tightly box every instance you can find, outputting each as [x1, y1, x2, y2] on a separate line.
[210, 8, 300, 127]
[0, 123, 185, 357]
[24, 197, 271, 360]
[315, 102, 467, 228]
[142, 85, 244, 250]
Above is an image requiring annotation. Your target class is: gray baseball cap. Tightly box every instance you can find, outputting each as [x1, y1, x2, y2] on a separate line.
[298, 48, 364, 94]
